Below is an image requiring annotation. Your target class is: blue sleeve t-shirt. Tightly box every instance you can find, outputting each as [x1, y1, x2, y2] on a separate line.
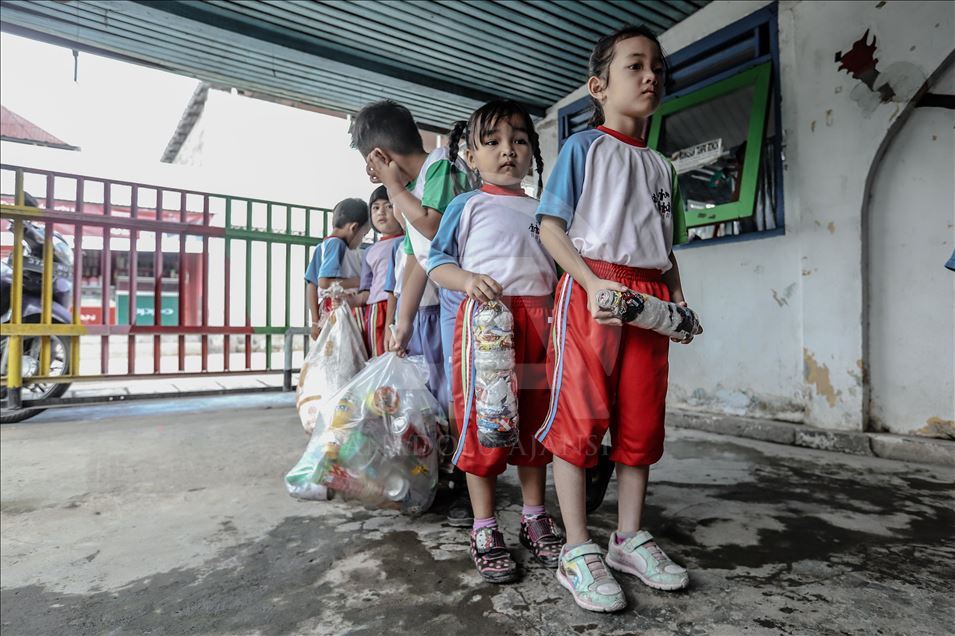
[304, 247, 322, 285]
[316, 237, 348, 279]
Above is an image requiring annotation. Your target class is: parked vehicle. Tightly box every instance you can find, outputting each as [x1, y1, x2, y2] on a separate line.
[1, 194, 74, 423]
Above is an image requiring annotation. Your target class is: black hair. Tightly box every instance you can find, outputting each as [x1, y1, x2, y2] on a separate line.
[368, 185, 389, 210]
[331, 197, 369, 229]
[350, 100, 426, 158]
[588, 25, 670, 127]
[447, 99, 544, 196]
[367, 185, 391, 233]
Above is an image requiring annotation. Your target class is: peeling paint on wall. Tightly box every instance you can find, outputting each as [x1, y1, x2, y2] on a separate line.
[834, 29, 926, 117]
[804, 349, 842, 407]
[914, 417, 955, 440]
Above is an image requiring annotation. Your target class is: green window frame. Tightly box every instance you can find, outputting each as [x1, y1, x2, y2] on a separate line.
[647, 61, 772, 228]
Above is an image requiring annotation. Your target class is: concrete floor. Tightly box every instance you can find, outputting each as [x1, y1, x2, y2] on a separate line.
[1, 396, 953, 635]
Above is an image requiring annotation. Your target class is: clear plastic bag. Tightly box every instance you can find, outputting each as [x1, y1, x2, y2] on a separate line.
[472, 302, 519, 448]
[286, 353, 446, 515]
[296, 296, 368, 434]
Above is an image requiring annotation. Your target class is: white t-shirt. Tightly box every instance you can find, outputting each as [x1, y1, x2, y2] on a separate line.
[537, 126, 688, 271]
[428, 185, 556, 297]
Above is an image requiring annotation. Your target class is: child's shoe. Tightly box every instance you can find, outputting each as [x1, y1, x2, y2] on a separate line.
[606, 530, 689, 591]
[469, 527, 518, 583]
[519, 513, 565, 567]
[556, 542, 626, 612]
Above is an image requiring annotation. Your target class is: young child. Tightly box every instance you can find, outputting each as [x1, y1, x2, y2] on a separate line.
[351, 99, 476, 526]
[535, 26, 692, 612]
[428, 100, 564, 583]
[306, 197, 370, 335]
[358, 186, 404, 356]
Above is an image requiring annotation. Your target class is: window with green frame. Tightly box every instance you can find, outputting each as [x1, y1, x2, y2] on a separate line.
[647, 61, 772, 231]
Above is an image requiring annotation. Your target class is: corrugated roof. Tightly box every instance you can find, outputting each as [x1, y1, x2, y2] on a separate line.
[0, 0, 709, 130]
[0, 104, 79, 150]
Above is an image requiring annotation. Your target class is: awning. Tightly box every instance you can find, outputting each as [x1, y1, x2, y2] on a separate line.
[0, 0, 708, 130]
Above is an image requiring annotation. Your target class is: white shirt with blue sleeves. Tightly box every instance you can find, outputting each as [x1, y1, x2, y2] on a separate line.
[428, 185, 557, 297]
[537, 126, 688, 272]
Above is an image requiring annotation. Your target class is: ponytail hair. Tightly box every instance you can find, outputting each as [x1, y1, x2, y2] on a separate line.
[447, 119, 468, 166]
[450, 100, 545, 197]
[588, 24, 670, 127]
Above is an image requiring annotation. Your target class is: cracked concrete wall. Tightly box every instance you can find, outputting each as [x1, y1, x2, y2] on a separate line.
[537, 1, 955, 434]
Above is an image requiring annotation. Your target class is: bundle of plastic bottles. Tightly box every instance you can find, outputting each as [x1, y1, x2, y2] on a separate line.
[286, 353, 444, 514]
[596, 289, 703, 342]
[471, 301, 519, 448]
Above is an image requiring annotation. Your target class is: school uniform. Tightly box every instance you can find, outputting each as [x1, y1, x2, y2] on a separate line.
[429, 184, 557, 477]
[534, 125, 689, 468]
[358, 234, 403, 356]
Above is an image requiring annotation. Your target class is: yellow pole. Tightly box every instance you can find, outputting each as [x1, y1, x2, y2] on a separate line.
[40, 221, 53, 375]
[7, 219, 25, 402]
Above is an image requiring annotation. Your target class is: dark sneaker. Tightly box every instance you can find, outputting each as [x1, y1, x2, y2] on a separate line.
[470, 527, 518, 583]
[585, 445, 615, 513]
[519, 513, 565, 567]
[446, 488, 474, 527]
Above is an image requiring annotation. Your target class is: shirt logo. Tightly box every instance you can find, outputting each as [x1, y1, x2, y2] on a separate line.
[651, 189, 672, 218]
[528, 222, 542, 245]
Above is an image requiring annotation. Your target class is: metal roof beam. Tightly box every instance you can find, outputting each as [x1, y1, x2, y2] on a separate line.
[134, 0, 546, 116]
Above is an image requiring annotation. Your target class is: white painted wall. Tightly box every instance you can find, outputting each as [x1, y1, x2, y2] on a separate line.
[866, 60, 955, 438]
[537, 0, 955, 435]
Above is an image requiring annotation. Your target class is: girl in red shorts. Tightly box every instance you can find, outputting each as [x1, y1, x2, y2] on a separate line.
[428, 100, 564, 584]
[536, 25, 696, 612]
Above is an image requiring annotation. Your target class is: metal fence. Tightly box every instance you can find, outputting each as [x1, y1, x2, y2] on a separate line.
[0, 164, 333, 409]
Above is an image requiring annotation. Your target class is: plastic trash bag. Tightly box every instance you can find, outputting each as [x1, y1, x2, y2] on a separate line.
[596, 289, 703, 343]
[471, 302, 519, 448]
[286, 353, 446, 515]
[297, 297, 368, 434]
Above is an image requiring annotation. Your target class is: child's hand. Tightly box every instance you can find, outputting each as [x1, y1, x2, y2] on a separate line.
[388, 322, 412, 357]
[366, 148, 402, 189]
[584, 277, 628, 326]
[464, 272, 503, 303]
[671, 300, 701, 344]
[310, 323, 321, 341]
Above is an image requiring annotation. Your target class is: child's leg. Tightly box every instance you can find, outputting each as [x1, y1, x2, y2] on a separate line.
[517, 465, 545, 507]
[553, 457, 590, 544]
[466, 472, 496, 520]
[604, 278, 687, 591]
[615, 463, 649, 532]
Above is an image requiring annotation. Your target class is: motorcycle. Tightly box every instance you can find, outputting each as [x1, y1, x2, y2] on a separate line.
[1, 194, 74, 423]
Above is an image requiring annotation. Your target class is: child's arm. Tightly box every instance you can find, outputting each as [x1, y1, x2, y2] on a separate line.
[345, 290, 370, 308]
[426, 194, 501, 302]
[539, 217, 627, 326]
[366, 149, 445, 240]
[390, 257, 427, 355]
[388, 189, 442, 239]
[306, 282, 321, 340]
[662, 252, 686, 305]
[429, 264, 502, 303]
[318, 276, 360, 290]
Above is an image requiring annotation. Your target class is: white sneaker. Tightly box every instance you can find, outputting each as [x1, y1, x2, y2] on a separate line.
[606, 530, 689, 591]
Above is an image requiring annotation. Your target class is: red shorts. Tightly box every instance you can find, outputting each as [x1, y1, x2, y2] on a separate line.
[535, 258, 670, 468]
[363, 299, 388, 357]
[451, 295, 553, 477]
